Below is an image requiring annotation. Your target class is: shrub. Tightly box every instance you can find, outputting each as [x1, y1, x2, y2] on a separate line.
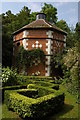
[16, 75, 53, 86]
[27, 84, 58, 97]
[2, 67, 18, 86]
[62, 45, 79, 102]
[4, 90, 65, 119]
[51, 84, 59, 90]
[2, 85, 27, 101]
[17, 89, 38, 98]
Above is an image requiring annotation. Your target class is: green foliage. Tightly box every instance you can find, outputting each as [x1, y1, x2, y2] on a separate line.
[2, 26, 13, 67]
[16, 6, 31, 28]
[56, 19, 70, 33]
[1, 85, 27, 102]
[16, 74, 53, 86]
[17, 89, 38, 98]
[29, 12, 38, 22]
[4, 90, 64, 119]
[16, 46, 45, 72]
[2, 67, 18, 86]
[75, 22, 80, 41]
[2, 7, 31, 67]
[62, 44, 79, 103]
[41, 3, 58, 23]
[27, 84, 53, 97]
[50, 51, 64, 78]
[66, 23, 80, 48]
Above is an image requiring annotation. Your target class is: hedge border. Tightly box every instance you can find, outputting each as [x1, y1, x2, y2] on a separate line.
[4, 90, 65, 119]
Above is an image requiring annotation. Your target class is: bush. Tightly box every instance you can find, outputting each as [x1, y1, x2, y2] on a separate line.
[17, 89, 38, 98]
[62, 45, 79, 102]
[2, 67, 18, 86]
[4, 90, 65, 119]
[1, 85, 27, 101]
[16, 75, 53, 86]
[27, 84, 58, 97]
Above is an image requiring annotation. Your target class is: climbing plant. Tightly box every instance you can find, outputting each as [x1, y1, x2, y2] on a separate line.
[16, 46, 45, 72]
[50, 49, 66, 78]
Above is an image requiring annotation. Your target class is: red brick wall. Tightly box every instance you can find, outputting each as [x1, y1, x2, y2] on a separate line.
[52, 31, 64, 53]
[52, 31, 64, 41]
[15, 32, 23, 41]
[27, 62, 45, 76]
[26, 39, 47, 54]
[13, 29, 65, 76]
[26, 29, 47, 38]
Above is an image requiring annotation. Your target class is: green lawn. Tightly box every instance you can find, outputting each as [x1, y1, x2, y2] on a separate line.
[2, 84, 79, 120]
[2, 103, 21, 120]
[45, 84, 79, 120]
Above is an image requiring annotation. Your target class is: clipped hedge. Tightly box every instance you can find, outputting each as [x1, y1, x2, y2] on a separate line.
[17, 89, 38, 98]
[27, 84, 55, 97]
[2, 85, 27, 101]
[4, 90, 65, 119]
[17, 75, 53, 85]
[17, 75, 52, 80]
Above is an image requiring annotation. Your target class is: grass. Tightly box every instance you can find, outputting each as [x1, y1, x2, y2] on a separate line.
[45, 84, 79, 120]
[2, 103, 21, 120]
[2, 84, 79, 120]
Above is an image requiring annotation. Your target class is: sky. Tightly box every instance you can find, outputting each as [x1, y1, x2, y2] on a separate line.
[1, 2, 79, 28]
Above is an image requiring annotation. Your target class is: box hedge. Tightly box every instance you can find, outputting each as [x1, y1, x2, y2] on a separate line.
[27, 84, 55, 97]
[1, 85, 27, 101]
[17, 75, 53, 85]
[17, 89, 38, 98]
[4, 90, 65, 119]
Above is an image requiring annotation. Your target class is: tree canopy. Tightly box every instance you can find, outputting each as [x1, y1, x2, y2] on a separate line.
[41, 3, 58, 24]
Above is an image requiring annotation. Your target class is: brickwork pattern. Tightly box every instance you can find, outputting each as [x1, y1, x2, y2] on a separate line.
[13, 28, 66, 76]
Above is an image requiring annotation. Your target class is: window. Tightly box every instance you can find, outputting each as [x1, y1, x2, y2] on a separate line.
[17, 41, 20, 46]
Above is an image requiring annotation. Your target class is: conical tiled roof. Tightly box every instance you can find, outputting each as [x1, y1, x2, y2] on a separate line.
[13, 19, 67, 35]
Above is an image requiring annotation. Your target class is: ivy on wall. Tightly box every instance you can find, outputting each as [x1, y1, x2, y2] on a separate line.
[16, 46, 45, 72]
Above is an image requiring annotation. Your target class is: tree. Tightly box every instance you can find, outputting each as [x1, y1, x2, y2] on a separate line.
[62, 44, 79, 100]
[41, 3, 58, 23]
[16, 6, 31, 28]
[2, 25, 13, 67]
[56, 20, 70, 33]
[2, 6, 31, 67]
[74, 22, 80, 42]
[29, 12, 38, 22]
[66, 22, 80, 48]
[2, 11, 15, 67]
[56, 20, 80, 48]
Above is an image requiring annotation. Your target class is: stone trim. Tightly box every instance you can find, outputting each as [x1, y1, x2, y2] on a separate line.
[64, 35, 66, 42]
[13, 35, 15, 41]
[32, 41, 42, 49]
[45, 30, 53, 76]
[45, 56, 51, 76]
[22, 30, 29, 50]
[46, 39, 51, 54]
[23, 30, 29, 38]
[46, 30, 53, 38]
[64, 35, 66, 48]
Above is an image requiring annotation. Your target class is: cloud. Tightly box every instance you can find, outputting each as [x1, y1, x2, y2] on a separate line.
[54, 2, 68, 7]
[26, 2, 41, 12]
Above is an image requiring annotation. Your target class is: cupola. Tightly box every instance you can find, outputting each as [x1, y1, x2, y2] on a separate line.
[36, 13, 46, 20]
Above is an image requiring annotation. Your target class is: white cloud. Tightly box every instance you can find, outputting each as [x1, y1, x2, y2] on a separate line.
[27, 3, 41, 12]
[53, 2, 68, 8]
